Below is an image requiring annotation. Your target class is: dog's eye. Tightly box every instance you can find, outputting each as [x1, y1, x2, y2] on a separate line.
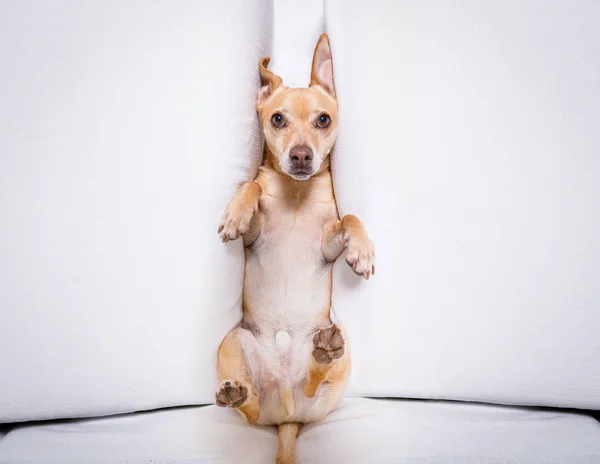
[316, 114, 331, 128]
[271, 113, 286, 128]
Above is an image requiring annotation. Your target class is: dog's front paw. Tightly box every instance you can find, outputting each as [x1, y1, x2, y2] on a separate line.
[218, 199, 257, 243]
[312, 324, 345, 364]
[345, 234, 375, 280]
[215, 379, 248, 408]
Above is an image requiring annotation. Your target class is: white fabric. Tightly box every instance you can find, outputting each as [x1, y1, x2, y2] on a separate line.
[0, 406, 278, 464]
[325, 0, 600, 408]
[0, 398, 599, 463]
[300, 399, 600, 464]
[270, 0, 325, 87]
[0, 1, 270, 422]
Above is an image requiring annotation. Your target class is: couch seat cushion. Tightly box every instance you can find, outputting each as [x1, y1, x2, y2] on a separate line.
[0, 398, 598, 463]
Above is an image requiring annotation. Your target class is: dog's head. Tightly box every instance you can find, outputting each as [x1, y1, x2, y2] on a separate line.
[256, 34, 338, 181]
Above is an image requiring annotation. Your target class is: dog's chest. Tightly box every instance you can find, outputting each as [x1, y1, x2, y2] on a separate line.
[259, 193, 334, 248]
[243, 176, 338, 328]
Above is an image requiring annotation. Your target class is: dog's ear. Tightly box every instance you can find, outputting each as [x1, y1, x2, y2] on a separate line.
[310, 33, 335, 97]
[257, 57, 283, 108]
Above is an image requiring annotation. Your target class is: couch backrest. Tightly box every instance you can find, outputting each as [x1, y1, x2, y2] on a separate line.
[2, 0, 599, 424]
[270, 0, 325, 87]
[0, 0, 270, 422]
[326, 0, 600, 409]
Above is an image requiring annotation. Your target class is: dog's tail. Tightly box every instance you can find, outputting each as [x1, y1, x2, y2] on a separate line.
[276, 422, 301, 464]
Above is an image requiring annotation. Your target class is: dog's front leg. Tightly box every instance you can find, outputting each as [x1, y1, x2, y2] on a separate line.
[322, 215, 375, 279]
[218, 181, 262, 246]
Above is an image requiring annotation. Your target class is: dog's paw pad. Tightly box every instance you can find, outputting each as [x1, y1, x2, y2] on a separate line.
[215, 380, 248, 408]
[312, 324, 345, 364]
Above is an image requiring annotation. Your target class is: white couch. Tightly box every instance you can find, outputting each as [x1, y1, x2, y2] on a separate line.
[1, 1, 599, 462]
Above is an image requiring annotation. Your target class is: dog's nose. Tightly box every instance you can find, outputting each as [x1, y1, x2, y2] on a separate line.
[289, 145, 313, 168]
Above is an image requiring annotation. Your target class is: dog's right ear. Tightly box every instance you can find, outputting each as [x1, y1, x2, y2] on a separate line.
[310, 33, 335, 97]
[257, 57, 283, 108]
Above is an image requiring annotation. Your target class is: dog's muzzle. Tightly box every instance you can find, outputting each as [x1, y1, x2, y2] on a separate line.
[288, 144, 314, 178]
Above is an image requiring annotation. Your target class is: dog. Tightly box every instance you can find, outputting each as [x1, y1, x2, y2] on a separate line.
[215, 33, 375, 464]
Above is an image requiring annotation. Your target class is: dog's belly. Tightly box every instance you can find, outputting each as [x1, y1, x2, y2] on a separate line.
[240, 172, 343, 425]
[243, 226, 332, 331]
[247, 328, 335, 425]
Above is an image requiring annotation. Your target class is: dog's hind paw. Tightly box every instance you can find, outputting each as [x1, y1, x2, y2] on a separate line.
[215, 380, 248, 408]
[312, 324, 345, 364]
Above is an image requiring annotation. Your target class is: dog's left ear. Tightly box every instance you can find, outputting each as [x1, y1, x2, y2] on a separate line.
[257, 57, 283, 108]
[310, 33, 335, 97]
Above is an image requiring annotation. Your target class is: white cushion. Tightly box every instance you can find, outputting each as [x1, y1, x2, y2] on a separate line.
[325, 0, 600, 408]
[300, 399, 600, 464]
[270, 0, 325, 87]
[0, 1, 269, 422]
[1, 398, 599, 463]
[0, 406, 278, 464]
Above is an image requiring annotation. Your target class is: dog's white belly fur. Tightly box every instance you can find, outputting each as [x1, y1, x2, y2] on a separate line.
[245, 230, 331, 331]
[241, 328, 334, 425]
[241, 175, 339, 424]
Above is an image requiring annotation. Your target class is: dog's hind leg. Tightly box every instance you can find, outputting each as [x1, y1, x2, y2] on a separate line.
[216, 327, 261, 424]
[303, 324, 350, 399]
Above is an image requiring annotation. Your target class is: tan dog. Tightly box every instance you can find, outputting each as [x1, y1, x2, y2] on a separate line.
[215, 34, 374, 464]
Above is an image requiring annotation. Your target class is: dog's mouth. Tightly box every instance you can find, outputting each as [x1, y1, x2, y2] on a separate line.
[279, 155, 319, 181]
[287, 168, 314, 181]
